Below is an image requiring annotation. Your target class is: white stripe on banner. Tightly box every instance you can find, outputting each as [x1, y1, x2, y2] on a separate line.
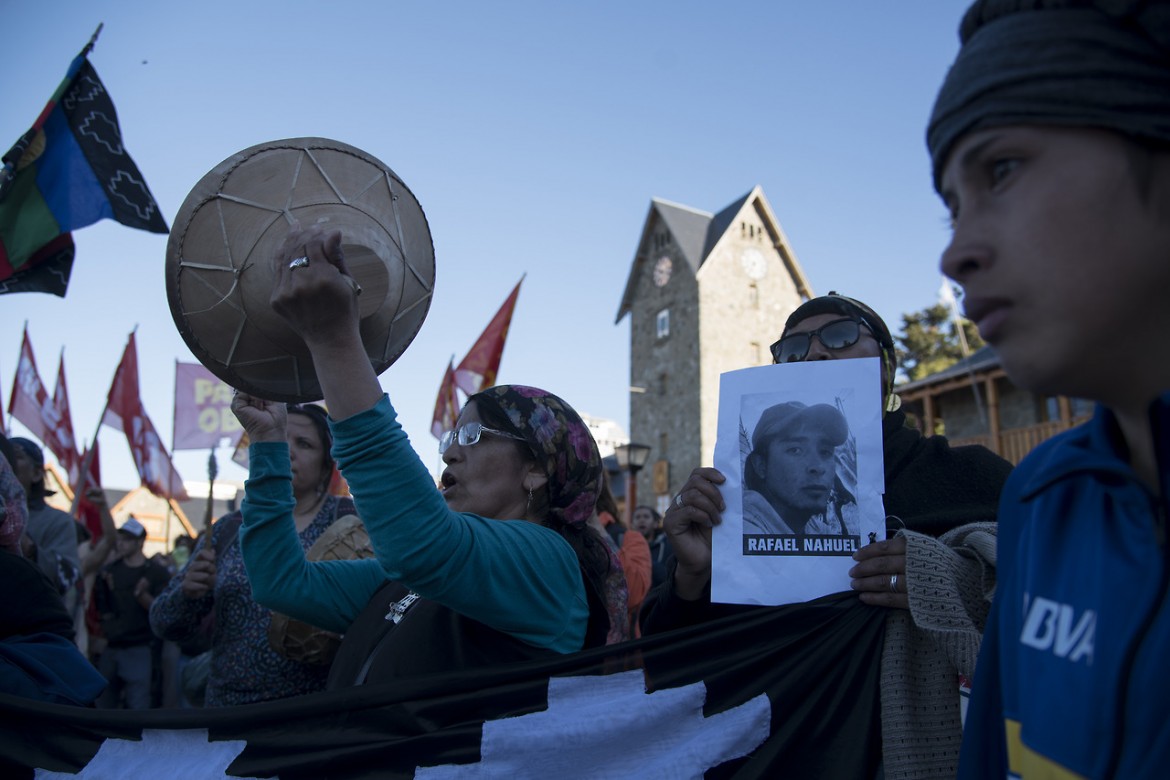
[416, 671, 771, 779]
[35, 729, 262, 780]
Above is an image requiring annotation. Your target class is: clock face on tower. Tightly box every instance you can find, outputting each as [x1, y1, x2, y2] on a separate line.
[740, 247, 767, 280]
[653, 255, 673, 287]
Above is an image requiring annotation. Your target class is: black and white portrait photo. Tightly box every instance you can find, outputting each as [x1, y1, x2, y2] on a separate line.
[711, 358, 885, 606]
[741, 400, 860, 547]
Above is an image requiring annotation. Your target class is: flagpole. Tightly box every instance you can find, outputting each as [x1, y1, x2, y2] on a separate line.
[81, 23, 104, 58]
[940, 280, 988, 430]
[69, 327, 135, 517]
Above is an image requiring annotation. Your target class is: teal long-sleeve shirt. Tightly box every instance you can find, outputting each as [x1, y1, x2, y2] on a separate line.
[239, 394, 589, 654]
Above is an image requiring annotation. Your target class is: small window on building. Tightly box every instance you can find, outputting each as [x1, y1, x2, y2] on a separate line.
[658, 372, 668, 395]
[659, 431, 668, 453]
[750, 341, 761, 365]
[749, 281, 759, 308]
[656, 309, 670, 339]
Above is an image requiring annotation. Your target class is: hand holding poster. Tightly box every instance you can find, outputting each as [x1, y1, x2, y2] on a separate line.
[712, 358, 884, 606]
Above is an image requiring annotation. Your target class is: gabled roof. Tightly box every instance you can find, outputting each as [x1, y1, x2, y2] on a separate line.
[896, 345, 1001, 394]
[654, 198, 714, 275]
[615, 186, 811, 323]
[700, 191, 751, 262]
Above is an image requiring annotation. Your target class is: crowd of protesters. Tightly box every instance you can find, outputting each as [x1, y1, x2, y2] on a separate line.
[3, 2, 1168, 777]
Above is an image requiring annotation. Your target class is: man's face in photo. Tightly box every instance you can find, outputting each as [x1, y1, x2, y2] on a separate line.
[762, 424, 837, 514]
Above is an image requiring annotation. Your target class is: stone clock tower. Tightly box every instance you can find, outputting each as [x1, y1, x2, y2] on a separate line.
[615, 186, 813, 513]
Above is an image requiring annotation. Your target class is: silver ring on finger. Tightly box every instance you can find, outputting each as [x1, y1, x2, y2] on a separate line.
[889, 574, 898, 593]
[288, 256, 310, 270]
[674, 492, 685, 509]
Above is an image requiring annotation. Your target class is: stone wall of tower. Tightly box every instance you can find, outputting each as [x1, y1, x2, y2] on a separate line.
[627, 246, 701, 516]
[694, 215, 806, 474]
[624, 195, 810, 514]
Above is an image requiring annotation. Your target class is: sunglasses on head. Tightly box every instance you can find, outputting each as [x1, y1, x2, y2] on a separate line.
[770, 317, 872, 364]
[439, 422, 527, 455]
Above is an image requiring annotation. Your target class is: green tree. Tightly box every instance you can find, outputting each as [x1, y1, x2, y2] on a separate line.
[895, 302, 985, 382]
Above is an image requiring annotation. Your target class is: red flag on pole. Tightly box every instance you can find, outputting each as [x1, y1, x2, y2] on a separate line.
[8, 326, 70, 459]
[431, 359, 461, 440]
[101, 333, 188, 500]
[52, 352, 80, 484]
[74, 440, 104, 538]
[101, 333, 141, 434]
[453, 278, 522, 395]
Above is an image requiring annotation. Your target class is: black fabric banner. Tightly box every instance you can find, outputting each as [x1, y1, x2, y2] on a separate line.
[0, 592, 885, 779]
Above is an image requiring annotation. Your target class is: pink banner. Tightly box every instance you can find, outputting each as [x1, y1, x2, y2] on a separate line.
[173, 363, 241, 451]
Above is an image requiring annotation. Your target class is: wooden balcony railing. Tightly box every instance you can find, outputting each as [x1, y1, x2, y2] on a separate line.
[949, 416, 1093, 464]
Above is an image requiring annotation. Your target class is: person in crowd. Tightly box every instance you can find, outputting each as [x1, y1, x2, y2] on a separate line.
[170, 535, 196, 570]
[593, 472, 648, 638]
[150, 403, 354, 707]
[643, 292, 1012, 778]
[231, 222, 619, 688]
[72, 487, 118, 656]
[742, 401, 859, 539]
[0, 433, 107, 706]
[631, 505, 674, 589]
[8, 438, 82, 606]
[927, 2, 1170, 776]
[92, 516, 170, 709]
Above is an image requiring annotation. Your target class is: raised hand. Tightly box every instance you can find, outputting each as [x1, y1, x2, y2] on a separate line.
[230, 390, 288, 444]
[181, 548, 217, 600]
[662, 467, 726, 600]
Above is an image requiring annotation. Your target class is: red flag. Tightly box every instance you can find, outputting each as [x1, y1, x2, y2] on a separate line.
[453, 278, 522, 395]
[100, 333, 188, 500]
[126, 409, 188, 501]
[52, 353, 80, 483]
[74, 441, 104, 539]
[8, 327, 69, 458]
[101, 333, 140, 434]
[431, 359, 461, 440]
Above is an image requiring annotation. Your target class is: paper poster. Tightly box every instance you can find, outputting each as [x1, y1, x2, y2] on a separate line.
[710, 358, 885, 606]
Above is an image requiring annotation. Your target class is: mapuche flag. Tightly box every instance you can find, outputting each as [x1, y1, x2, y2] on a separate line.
[0, 40, 168, 297]
[0, 592, 885, 778]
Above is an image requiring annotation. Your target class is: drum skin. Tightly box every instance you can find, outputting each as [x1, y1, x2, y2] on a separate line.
[166, 138, 434, 402]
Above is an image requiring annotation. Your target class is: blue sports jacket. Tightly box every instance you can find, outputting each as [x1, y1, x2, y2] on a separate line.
[959, 392, 1170, 779]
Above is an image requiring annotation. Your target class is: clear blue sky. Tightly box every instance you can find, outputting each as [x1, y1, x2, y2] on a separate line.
[1, 0, 972, 491]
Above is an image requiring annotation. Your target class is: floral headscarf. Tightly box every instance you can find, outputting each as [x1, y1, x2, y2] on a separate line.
[470, 385, 629, 645]
[469, 385, 602, 528]
[0, 444, 28, 554]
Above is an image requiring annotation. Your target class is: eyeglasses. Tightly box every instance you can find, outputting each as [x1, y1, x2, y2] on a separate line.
[770, 317, 872, 364]
[439, 422, 527, 455]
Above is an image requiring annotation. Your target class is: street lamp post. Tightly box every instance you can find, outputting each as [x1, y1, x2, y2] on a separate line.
[613, 442, 652, 527]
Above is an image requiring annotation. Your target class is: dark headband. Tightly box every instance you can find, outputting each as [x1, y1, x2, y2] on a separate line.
[928, 1, 1170, 191]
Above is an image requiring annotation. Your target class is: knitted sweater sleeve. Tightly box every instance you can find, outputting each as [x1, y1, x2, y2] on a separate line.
[903, 522, 998, 677]
[877, 521, 999, 780]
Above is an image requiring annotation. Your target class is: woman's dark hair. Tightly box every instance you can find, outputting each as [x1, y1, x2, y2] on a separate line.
[287, 403, 335, 495]
[595, 471, 621, 523]
[473, 396, 612, 643]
